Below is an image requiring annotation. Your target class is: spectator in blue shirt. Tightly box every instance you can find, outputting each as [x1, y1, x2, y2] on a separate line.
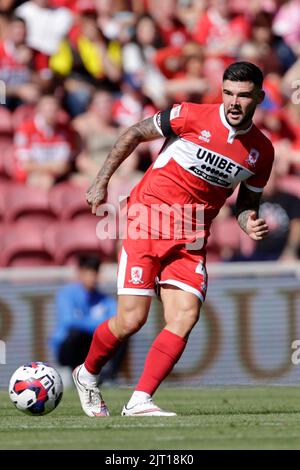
[51, 254, 126, 384]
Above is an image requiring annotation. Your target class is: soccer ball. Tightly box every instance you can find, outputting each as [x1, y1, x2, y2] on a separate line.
[9, 362, 63, 415]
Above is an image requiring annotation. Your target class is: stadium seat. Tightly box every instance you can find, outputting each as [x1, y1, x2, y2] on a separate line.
[0, 181, 11, 219]
[49, 182, 90, 220]
[0, 140, 14, 179]
[43, 218, 116, 265]
[0, 143, 15, 179]
[4, 184, 54, 222]
[1, 221, 54, 267]
[0, 223, 5, 266]
[0, 106, 13, 135]
[277, 175, 300, 199]
[209, 216, 241, 261]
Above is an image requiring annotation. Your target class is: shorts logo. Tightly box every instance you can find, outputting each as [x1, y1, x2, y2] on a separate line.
[246, 148, 260, 166]
[196, 261, 207, 293]
[128, 267, 144, 285]
[199, 130, 211, 143]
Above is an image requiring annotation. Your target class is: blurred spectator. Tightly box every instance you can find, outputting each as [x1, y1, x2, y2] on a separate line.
[149, 0, 190, 47]
[51, 11, 122, 116]
[112, 74, 149, 127]
[94, 0, 135, 42]
[193, 0, 251, 60]
[281, 101, 300, 175]
[161, 42, 210, 102]
[14, 95, 77, 189]
[16, 0, 73, 56]
[72, 89, 119, 183]
[176, 0, 208, 33]
[250, 11, 296, 74]
[0, 15, 40, 109]
[51, 254, 127, 385]
[272, 0, 300, 56]
[122, 13, 166, 108]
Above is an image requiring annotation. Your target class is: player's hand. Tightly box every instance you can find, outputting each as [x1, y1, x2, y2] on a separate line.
[86, 180, 108, 215]
[246, 211, 269, 240]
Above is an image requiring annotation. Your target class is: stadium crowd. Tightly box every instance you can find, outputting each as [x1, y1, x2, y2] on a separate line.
[1, 0, 300, 266]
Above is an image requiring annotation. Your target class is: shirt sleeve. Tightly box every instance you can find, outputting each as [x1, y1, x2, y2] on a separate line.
[244, 144, 275, 193]
[153, 102, 189, 138]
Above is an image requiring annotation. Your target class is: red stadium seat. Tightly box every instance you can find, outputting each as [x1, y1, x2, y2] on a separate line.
[4, 184, 54, 222]
[0, 140, 14, 179]
[0, 223, 5, 266]
[49, 182, 90, 220]
[0, 181, 11, 219]
[1, 221, 54, 267]
[43, 218, 115, 265]
[277, 175, 300, 199]
[0, 143, 15, 179]
[209, 216, 241, 261]
[0, 106, 13, 135]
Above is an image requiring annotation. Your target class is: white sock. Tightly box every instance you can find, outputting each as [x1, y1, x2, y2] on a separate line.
[78, 364, 98, 386]
[127, 391, 151, 408]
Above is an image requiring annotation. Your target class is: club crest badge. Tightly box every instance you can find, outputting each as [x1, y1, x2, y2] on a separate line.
[128, 267, 144, 285]
[246, 148, 260, 166]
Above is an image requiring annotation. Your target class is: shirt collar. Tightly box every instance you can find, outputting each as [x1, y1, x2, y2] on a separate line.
[219, 103, 253, 144]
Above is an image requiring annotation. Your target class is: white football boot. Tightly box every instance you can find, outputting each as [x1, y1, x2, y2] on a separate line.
[72, 365, 109, 417]
[122, 398, 177, 417]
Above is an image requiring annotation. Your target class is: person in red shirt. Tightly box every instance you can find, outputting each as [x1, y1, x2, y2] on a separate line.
[0, 15, 40, 108]
[14, 95, 76, 189]
[73, 61, 274, 417]
[193, 0, 251, 61]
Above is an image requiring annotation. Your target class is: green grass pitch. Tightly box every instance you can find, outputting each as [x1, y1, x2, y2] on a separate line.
[1, 387, 300, 450]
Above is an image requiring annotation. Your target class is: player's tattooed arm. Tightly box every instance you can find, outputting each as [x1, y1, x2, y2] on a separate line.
[86, 116, 162, 214]
[235, 183, 269, 240]
[95, 117, 161, 183]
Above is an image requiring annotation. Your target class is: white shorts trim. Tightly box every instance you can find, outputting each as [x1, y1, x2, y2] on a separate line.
[118, 288, 156, 296]
[159, 279, 204, 303]
[117, 247, 128, 289]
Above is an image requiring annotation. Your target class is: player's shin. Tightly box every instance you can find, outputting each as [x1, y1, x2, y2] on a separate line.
[134, 328, 187, 398]
[82, 319, 122, 380]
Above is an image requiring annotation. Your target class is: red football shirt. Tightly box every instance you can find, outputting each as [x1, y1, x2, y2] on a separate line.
[127, 102, 274, 240]
[14, 114, 75, 181]
[0, 40, 31, 86]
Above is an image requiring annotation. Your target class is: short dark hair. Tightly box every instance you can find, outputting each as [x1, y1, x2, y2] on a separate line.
[223, 61, 264, 89]
[78, 254, 101, 272]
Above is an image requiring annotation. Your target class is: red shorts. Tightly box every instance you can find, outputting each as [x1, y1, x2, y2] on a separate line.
[117, 236, 208, 302]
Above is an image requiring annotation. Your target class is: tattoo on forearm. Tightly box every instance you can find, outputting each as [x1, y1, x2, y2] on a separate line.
[235, 183, 262, 233]
[133, 115, 162, 141]
[237, 210, 253, 233]
[95, 117, 161, 183]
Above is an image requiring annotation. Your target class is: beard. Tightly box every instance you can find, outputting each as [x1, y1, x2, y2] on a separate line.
[225, 106, 256, 129]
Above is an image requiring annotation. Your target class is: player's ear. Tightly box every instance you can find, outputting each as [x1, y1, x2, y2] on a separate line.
[257, 89, 265, 105]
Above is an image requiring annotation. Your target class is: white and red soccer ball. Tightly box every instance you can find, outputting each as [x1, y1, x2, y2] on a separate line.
[9, 362, 63, 415]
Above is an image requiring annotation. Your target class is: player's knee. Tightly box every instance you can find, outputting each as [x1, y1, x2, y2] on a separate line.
[120, 315, 146, 337]
[167, 304, 200, 333]
[117, 307, 147, 338]
[179, 306, 200, 329]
